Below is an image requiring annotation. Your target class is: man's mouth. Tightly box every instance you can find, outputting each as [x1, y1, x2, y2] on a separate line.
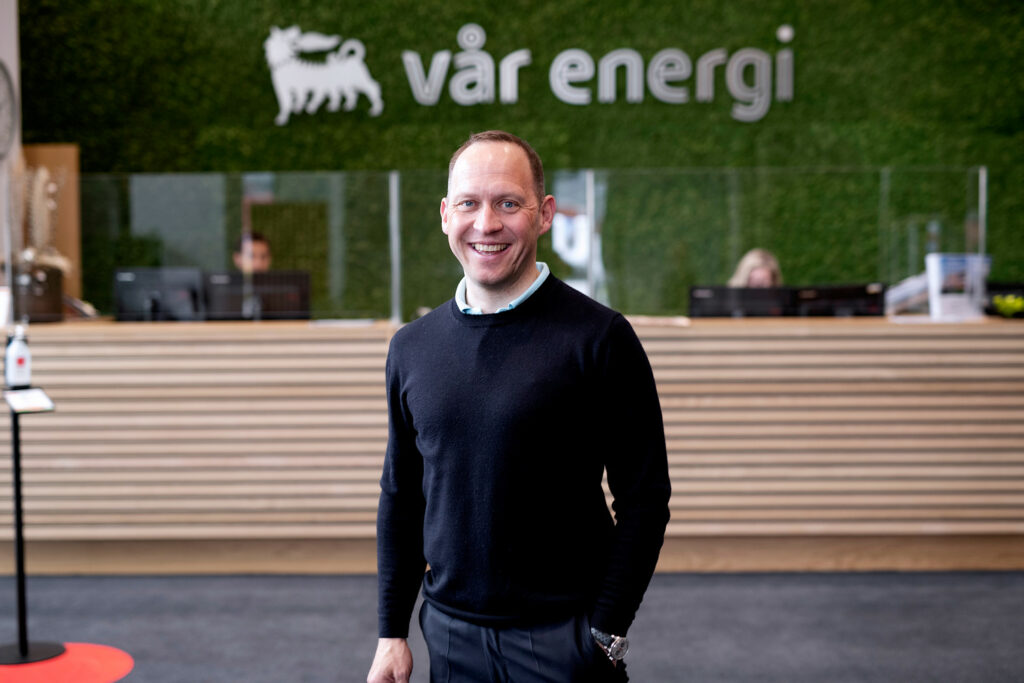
[471, 243, 509, 254]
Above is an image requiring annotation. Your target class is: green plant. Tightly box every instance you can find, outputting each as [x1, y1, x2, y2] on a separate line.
[993, 294, 1024, 319]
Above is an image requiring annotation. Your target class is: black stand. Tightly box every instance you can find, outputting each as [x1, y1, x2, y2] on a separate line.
[1, 398, 64, 664]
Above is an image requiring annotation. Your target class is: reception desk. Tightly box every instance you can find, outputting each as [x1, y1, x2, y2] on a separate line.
[1, 317, 1022, 573]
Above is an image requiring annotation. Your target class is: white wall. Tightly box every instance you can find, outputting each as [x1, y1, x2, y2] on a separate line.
[0, 0, 20, 153]
[0, 0, 19, 301]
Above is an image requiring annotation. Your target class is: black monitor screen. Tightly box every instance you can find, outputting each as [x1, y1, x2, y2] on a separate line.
[791, 283, 886, 317]
[203, 271, 311, 320]
[114, 267, 205, 321]
[688, 286, 790, 318]
[689, 284, 886, 318]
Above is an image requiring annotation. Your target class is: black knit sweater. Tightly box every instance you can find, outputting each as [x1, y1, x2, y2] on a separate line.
[377, 276, 670, 638]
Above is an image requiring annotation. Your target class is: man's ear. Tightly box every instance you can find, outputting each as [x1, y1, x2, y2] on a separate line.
[537, 195, 556, 236]
[440, 197, 449, 234]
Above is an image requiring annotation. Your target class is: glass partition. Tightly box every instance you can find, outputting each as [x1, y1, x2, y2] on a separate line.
[80, 166, 985, 320]
[83, 171, 392, 319]
[597, 167, 984, 314]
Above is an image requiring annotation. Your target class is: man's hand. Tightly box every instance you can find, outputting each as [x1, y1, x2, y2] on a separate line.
[367, 637, 413, 683]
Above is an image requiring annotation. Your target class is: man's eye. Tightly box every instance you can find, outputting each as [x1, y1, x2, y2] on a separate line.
[500, 201, 518, 210]
[458, 200, 476, 209]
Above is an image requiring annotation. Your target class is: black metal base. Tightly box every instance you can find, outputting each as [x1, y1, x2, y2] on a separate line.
[0, 641, 66, 664]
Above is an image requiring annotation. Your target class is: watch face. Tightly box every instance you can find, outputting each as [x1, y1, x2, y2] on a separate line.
[608, 637, 629, 660]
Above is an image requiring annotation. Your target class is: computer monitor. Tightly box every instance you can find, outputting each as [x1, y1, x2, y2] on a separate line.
[688, 284, 886, 318]
[790, 283, 886, 317]
[114, 267, 205, 321]
[688, 286, 791, 318]
[203, 270, 311, 320]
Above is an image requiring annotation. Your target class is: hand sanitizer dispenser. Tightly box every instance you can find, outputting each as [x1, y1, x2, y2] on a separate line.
[5, 324, 32, 389]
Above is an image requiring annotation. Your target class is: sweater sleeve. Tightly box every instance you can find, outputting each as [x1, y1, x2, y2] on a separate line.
[589, 315, 672, 636]
[376, 341, 427, 638]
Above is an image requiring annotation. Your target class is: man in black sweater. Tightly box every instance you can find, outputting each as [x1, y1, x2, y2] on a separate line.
[368, 131, 670, 683]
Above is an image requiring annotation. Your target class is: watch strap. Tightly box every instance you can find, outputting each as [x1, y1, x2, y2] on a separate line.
[590, 626, 629, 661]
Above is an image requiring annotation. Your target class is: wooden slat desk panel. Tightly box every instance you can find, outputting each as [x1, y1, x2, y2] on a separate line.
[0, 317, 1021, 573]
[0, 322, 390, 551]
[639, 318, 1024, 556]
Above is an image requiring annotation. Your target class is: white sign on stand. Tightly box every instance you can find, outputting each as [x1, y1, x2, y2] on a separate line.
[1, 383, 64, 665]
[4, 387, 54, 413]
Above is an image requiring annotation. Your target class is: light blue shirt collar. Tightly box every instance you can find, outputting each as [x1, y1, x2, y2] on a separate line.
[457, 262, 550, 315]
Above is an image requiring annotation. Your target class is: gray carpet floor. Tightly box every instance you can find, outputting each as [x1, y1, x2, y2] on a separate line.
[1, 572, 1022, 682]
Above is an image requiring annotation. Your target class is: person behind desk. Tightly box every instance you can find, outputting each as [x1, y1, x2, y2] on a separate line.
[368, 131, 670, 682]
[232, 232, 272, 273]
[728, 248, 782, 288]
[231, 232, 273, 319]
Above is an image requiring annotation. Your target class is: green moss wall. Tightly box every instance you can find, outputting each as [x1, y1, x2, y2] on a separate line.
[18, 0, 1024, 299]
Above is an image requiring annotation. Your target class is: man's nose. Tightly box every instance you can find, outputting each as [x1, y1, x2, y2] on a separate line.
[474, 203, 502, 233]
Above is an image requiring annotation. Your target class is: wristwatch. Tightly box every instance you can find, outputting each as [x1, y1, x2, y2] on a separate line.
[590, 627, 629, 661]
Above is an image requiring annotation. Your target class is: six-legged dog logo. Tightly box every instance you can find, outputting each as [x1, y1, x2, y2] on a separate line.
[264, 25, 383, 125]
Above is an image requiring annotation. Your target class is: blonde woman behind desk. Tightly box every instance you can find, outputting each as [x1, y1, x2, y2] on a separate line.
[728, 248, 782, 288]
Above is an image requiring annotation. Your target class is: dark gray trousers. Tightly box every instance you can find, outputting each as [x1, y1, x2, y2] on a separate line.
[419, 601, 628, 683]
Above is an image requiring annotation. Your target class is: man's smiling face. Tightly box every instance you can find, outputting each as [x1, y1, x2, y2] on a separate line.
[440, 141, 555, 310]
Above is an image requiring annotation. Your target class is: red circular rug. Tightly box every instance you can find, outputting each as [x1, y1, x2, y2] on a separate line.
[0, 642, 134, 682]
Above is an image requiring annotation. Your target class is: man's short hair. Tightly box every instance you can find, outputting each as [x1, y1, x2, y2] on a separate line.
[447, 130, 546, 203]
[234, 231, 270, 255]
